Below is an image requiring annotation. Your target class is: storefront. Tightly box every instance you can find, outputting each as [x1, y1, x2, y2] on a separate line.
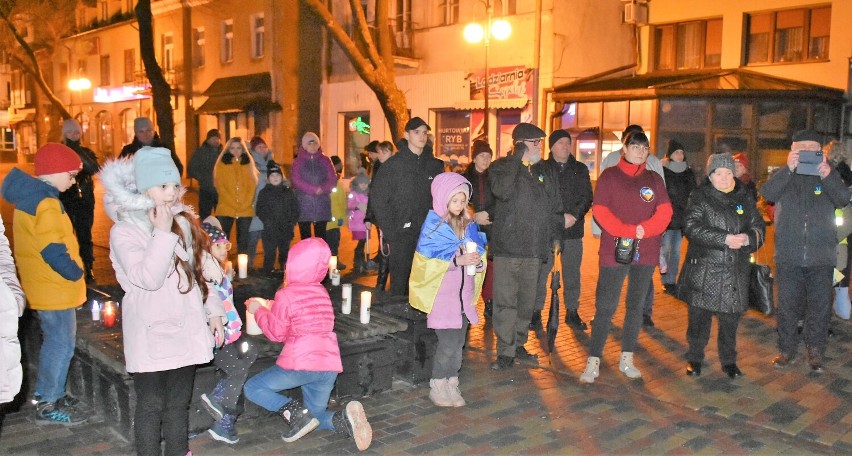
[551, 69, 845, 181]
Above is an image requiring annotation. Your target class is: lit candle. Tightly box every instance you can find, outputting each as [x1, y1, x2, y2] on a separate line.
[341, 284, 352, 314]
[225, 260, 233, 276]
[465, 241, 478, 276]
[102, 301, 117, 328]
[237, 254, 248, 279]
[245, 311, 262, 335]
[329, 256, 338, 279]
[91, 300, 100, 321]
[330, 269, 341, 286]
[360, 291, 371, 324]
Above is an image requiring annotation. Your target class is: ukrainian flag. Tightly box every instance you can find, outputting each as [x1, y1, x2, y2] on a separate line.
[409, 211, 487, 314]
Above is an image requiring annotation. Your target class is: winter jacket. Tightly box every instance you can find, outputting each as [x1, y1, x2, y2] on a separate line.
[663, 166, 697, 230]
[462, 164, 495, 238]
[255, 183, 299, 237]
[488, 150, 563, 259]
[254, 238, 342, 373]
[120, 135, 184, 176]
[59, 138, 99, 208]
[678, 181, 765, 313]
[760, 167, 851, 267]
[593, 158, 673, 267]
[187, 142, 222, 191]
[0, 213, 24, 404]
[347, 190, 369, 238]
[100, 158, 224, 373]
[291, 148, 337, 222]
[409, 173, 486, 329]
[0, 168, 86, 310]
[214, 153, 258, 218]
[327, 180, 348, 231]
[370, 140, 444, 241]
[545, 155, 593, 240]
[249, 150, 272, 232]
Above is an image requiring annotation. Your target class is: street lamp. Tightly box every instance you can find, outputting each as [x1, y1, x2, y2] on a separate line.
[464, 2, 511, 139]
[67, 76, 91, 118]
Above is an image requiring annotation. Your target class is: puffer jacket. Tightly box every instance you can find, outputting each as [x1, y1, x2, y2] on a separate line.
[0, 213, 24, 404]
[347, 190, 368, 236]
[100, 158, 224, 373]
[0, 168, 86, 310]
[249, 150, 271, 231]
[254, 238, 342, 373]
[678, 181, 765, 313]
[214, 152, 258, 218]
[760, 167, 851, 267]
[291, 148, 337, 222]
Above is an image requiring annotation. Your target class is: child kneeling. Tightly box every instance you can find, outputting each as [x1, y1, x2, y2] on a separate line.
[243, 238, 372, 451]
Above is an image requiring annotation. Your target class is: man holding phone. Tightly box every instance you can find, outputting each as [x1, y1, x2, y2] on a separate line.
[760, 129, 850, 373]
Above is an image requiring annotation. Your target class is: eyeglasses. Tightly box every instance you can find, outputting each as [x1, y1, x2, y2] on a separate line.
[524, 139, 543, 146]
[628, 145, 650, 153]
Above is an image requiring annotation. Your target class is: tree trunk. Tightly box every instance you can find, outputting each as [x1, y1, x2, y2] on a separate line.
[135, 0, 175, 151]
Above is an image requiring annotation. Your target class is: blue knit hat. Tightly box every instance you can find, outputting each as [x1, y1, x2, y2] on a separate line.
[134, 146, 180, 192]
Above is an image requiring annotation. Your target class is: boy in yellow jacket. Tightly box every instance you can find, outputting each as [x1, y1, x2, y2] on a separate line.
[0, 143, 87, 426]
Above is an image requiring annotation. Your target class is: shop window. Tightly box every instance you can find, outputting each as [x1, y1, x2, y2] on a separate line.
[558, 103, 576, 130]
[603, 101, 627, 131]
[628, 100, 653, 129]
[713, 103, 752, 130]
[758, 102, 806, 134]
[436, 111, 470, 165]
[120, 108, 137, 145]
[577, 102, 601, 129]
[342, 112, 371, 178]
[653, 18, 721, 71]
[96, 110, 113, 157]
[813, 104, 839, 134]
[746, 7, 830, 65]
[658, 100, 707, 130]
[496, 109, 521, 157]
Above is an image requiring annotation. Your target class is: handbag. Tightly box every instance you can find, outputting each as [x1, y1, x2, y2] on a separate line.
[614, 237, 638, 264]
[748, 229, 774, 315]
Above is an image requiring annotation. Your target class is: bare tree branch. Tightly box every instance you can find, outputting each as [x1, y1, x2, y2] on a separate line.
[135, 0, 175, 152]
[347, 0, 382, 70]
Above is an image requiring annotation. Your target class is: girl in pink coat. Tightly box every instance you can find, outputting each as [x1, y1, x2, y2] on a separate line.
[347, 171, 371, 271]
[243, 238, 372, 451]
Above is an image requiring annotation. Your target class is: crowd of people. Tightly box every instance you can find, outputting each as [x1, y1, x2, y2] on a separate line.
[0, 113, 849, 455]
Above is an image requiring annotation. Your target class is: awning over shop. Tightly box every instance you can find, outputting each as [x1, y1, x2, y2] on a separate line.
[551, 69, 844, 103]
[196, 72, 281, 114]
[8, 112, 35, 127]
[453, 97, 528, 110]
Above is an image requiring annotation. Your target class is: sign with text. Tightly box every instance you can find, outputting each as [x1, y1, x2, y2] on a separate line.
[469, 66, 534, 101]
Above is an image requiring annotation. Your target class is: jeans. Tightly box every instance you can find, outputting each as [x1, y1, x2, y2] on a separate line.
[493, 257, 542, 357]
[133, 365, 196, 456]
[775, 263, 834, 355]
[244, 367, 337, 431]
[432, 316, 469, 379]
[247, 229, 263, 268]
[588, 264, 654, 357]
[218, 216, 252, 254]
[660, 229, 682, 285]
[35, 309, 76, 403]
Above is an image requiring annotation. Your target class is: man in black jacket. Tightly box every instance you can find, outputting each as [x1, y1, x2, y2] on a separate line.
[489, 123, 563, 370]
[370, 118, 444, 296]
[760, 129, 851, 373]
[59, 119, 100, 283]
[119, 117, 184, 176]
[187, 129, 222, 219]
[463, 140, 496, 316]
[533, 130, 593, 330]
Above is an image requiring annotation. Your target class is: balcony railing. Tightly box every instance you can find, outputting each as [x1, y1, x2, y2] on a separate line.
[358, 19, 417, 60]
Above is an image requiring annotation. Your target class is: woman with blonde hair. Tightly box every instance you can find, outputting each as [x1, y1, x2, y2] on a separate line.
[214, 137, 258, 254]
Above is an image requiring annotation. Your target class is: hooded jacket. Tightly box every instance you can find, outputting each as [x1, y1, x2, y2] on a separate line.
[369, 140, 445, 241]
[100, 158, 224, 373]
[291, 147, 337, 222]
[409, 173, 486, 329]
[253, 238, 343, 372]
[760, 167, 851, 267]
[0, 168, 85, 310]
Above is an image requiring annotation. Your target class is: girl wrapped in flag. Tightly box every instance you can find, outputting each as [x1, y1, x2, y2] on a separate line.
[409, 172, 487, 407]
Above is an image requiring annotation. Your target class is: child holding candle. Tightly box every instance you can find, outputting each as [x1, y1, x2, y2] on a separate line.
[243, 238, 373, 451]
[100, 147, 225, 455]
[199, 219, 259, 444]
[255, 160, 300, 277]
[409, 172, 486, 408]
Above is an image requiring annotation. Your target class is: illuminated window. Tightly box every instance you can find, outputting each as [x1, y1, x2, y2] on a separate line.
[746, 7, 830, 65]
[193, 27, 206, 68]
[99, 54, 110, 87]
[221, 20, 234, 63]
[251, 14, 264, 58]
[653, 19, 722, 71]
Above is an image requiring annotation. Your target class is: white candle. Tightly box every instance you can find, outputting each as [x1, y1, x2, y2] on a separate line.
[328, 256, 337, 279]
[341, 284, 352, 314]
[465, 241, 478, 276]
[360, 291, 371, 324]
[91, 300, 100, 321]
[237, 254, 248, 279]
[330, 269, 341, 286]
[245, 310, 262, 335]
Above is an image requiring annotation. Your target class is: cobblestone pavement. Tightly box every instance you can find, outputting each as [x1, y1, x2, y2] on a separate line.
[0, 167, 849, 454]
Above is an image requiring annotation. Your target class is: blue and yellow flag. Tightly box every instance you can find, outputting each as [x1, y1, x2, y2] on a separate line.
[409, 211, 487, 314]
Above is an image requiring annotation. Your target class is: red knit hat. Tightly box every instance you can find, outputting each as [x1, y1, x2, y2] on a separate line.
[732, 153, 749, 170]
[34, 143, 82, 176]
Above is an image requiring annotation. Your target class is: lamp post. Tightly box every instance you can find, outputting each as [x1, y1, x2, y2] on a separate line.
[67, 76, 91, 119]
[464, 2, 511, 140]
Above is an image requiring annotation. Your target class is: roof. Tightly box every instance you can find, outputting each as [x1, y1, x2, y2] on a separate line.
[196, 72, 281, 114]
[551, 69, 844, 103]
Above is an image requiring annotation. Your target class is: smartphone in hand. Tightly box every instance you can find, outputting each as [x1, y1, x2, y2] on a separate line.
[796, 150, 823, 176]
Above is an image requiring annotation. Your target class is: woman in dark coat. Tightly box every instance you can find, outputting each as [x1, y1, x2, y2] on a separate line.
[678, 153, 765, 378]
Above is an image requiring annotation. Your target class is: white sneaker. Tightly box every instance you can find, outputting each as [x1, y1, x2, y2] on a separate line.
[428, 378, 454, 407]
[447, 377, 466, 407]
[579, 356, 600, 384]
[619, 352, 642, 379]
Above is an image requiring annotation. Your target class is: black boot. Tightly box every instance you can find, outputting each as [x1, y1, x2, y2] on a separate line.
[565, 309, 588, 330]
[529, 310, 543, 331]
[375, 257, 389, 291]
[331, 401, 373, 451]
[278, 399, 319, 443]
[484, 300, 493, 318]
